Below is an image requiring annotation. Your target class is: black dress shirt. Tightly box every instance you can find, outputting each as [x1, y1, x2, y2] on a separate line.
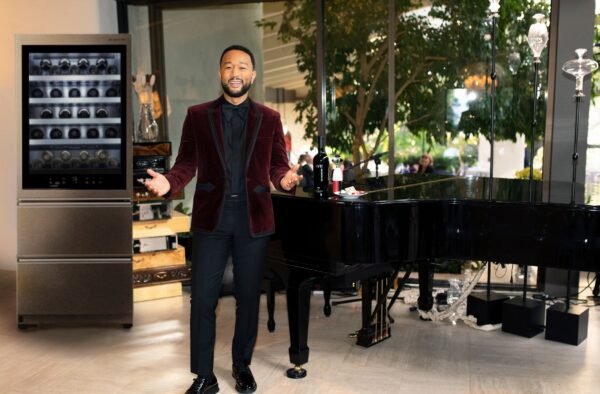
[221, 99, 249, 198]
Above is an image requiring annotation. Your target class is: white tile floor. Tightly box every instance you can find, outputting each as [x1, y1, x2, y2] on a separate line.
[1, 270, 599, 394]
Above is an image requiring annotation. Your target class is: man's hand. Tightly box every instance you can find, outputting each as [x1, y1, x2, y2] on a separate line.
[280, 164, 303, 191]
[144, 169, 171, 196]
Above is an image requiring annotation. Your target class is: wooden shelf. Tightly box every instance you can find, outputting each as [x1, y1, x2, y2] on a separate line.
[132, 211, 190, 239]
[132, 141, 190, 302]
[133, 245, 185, 270]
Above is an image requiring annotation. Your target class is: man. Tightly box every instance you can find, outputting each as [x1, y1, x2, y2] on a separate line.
[144, 45, 302, 394]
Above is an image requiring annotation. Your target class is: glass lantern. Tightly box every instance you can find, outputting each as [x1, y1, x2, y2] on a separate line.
[562, 49, 599, 96]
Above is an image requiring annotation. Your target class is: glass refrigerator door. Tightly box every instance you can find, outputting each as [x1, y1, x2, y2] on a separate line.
[22, 45, 127, 190]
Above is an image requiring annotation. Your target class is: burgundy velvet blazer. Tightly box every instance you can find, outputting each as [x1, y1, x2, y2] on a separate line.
[164, 96, 291, 237]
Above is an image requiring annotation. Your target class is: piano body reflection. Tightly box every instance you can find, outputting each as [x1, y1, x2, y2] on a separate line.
[265, 174, 600, 377]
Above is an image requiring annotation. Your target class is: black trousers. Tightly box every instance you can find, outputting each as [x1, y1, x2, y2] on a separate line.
[190, 198, 269, 377]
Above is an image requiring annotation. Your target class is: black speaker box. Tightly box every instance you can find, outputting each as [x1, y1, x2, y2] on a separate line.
[545, 303, 588, 346]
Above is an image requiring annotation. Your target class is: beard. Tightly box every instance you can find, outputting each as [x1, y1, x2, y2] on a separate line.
[221, 78, 253, 98]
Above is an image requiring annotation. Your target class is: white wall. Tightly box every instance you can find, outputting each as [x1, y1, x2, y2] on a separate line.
[0, 1, 118, 271]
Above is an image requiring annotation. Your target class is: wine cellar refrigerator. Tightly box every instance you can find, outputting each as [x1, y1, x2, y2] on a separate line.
[16, 34, 133, 329]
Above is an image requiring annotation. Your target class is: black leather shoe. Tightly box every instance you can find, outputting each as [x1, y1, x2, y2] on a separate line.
[232, 365, 257, 393]
[185, 374, 219, 394]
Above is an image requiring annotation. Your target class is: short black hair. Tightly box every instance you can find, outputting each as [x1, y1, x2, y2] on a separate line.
[220, 45, 255, 68]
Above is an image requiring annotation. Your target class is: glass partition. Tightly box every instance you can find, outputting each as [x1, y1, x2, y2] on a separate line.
[584, 2, 600, 204]
[263, 0, 551, 202]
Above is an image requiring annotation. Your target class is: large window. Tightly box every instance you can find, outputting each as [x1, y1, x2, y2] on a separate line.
[121, 0, 600, 207]
[584, 1, 600, 204]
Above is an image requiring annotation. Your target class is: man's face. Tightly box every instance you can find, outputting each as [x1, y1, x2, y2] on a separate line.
[219, 50, 256, 99]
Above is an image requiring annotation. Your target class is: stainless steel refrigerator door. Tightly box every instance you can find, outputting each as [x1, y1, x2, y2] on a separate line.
[17, 258, 132, 323]
[17, 201, 132, 258]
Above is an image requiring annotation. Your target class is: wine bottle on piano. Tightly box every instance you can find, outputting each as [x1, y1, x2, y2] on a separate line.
[313, 135, 329, 199]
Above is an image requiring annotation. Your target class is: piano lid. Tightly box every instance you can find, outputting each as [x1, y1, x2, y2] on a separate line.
[281, 174, 545, 204]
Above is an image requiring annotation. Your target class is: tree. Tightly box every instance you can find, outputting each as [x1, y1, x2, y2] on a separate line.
[259, 0, 551, 165]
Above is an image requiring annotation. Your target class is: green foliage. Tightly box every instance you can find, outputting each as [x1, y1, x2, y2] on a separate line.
[258, 0, 551, 165]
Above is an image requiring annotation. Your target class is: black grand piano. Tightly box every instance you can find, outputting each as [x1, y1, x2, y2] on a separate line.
[265, 174, 600, 377]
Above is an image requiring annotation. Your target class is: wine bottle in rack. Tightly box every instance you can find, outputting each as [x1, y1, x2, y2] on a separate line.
[58, 58, 70, 72]
[41, 150, 54, 163]
[95, 150, 109, 161]
[49, 128, 63, 139]
[107, 65, 118, 75]
[78, 58, 89, 72]
[105, 88, 118, 97]
[40, 108, 53, 118]
[39, 58, 52, 73]
[87, 128, 99, 139]
[59, 150, 72, 162]
[50, 88, 62, 98]
[104, 128, 118, 138]
[79, 151, 90, 161]
[69, 88, 81, 98]
[87, 88, 99, 97]
[30, 129, 44, 139]
[58, 108, 72, 119]
[96, 58, 107, 71]
[68, 128, 81, 139]
[95, 107, 109, 118]
[31, 88, 44, 98]
[88, 65, 98, 75]
[77, 108, 90, 118]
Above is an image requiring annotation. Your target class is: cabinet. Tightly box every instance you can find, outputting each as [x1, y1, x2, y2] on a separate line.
[131, 142, 191, 302]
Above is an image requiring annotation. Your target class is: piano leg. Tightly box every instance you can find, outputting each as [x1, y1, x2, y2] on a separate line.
[418, 260, 434, 312]
[285, 269, 314, 379]
[323, 285, 332, 317]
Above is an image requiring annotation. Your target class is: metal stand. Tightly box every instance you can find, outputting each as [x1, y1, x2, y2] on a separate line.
[466, 11, 508, 325]
[545, 94, 589, 345]
[501, 54, 546, 338]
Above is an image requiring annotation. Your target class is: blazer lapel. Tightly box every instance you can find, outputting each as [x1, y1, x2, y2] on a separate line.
[245, 99, 263, 170]
[206, 98, 226, 171]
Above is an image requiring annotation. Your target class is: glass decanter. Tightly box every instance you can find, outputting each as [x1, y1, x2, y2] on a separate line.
[136, 103, 159, 142]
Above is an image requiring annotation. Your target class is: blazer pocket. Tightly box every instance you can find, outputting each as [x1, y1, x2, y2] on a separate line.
[196, 182, 215, 192]
[253, 185, 270, 194]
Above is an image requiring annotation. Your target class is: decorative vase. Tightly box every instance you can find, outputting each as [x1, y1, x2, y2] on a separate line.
[136, 103, 159, 142]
